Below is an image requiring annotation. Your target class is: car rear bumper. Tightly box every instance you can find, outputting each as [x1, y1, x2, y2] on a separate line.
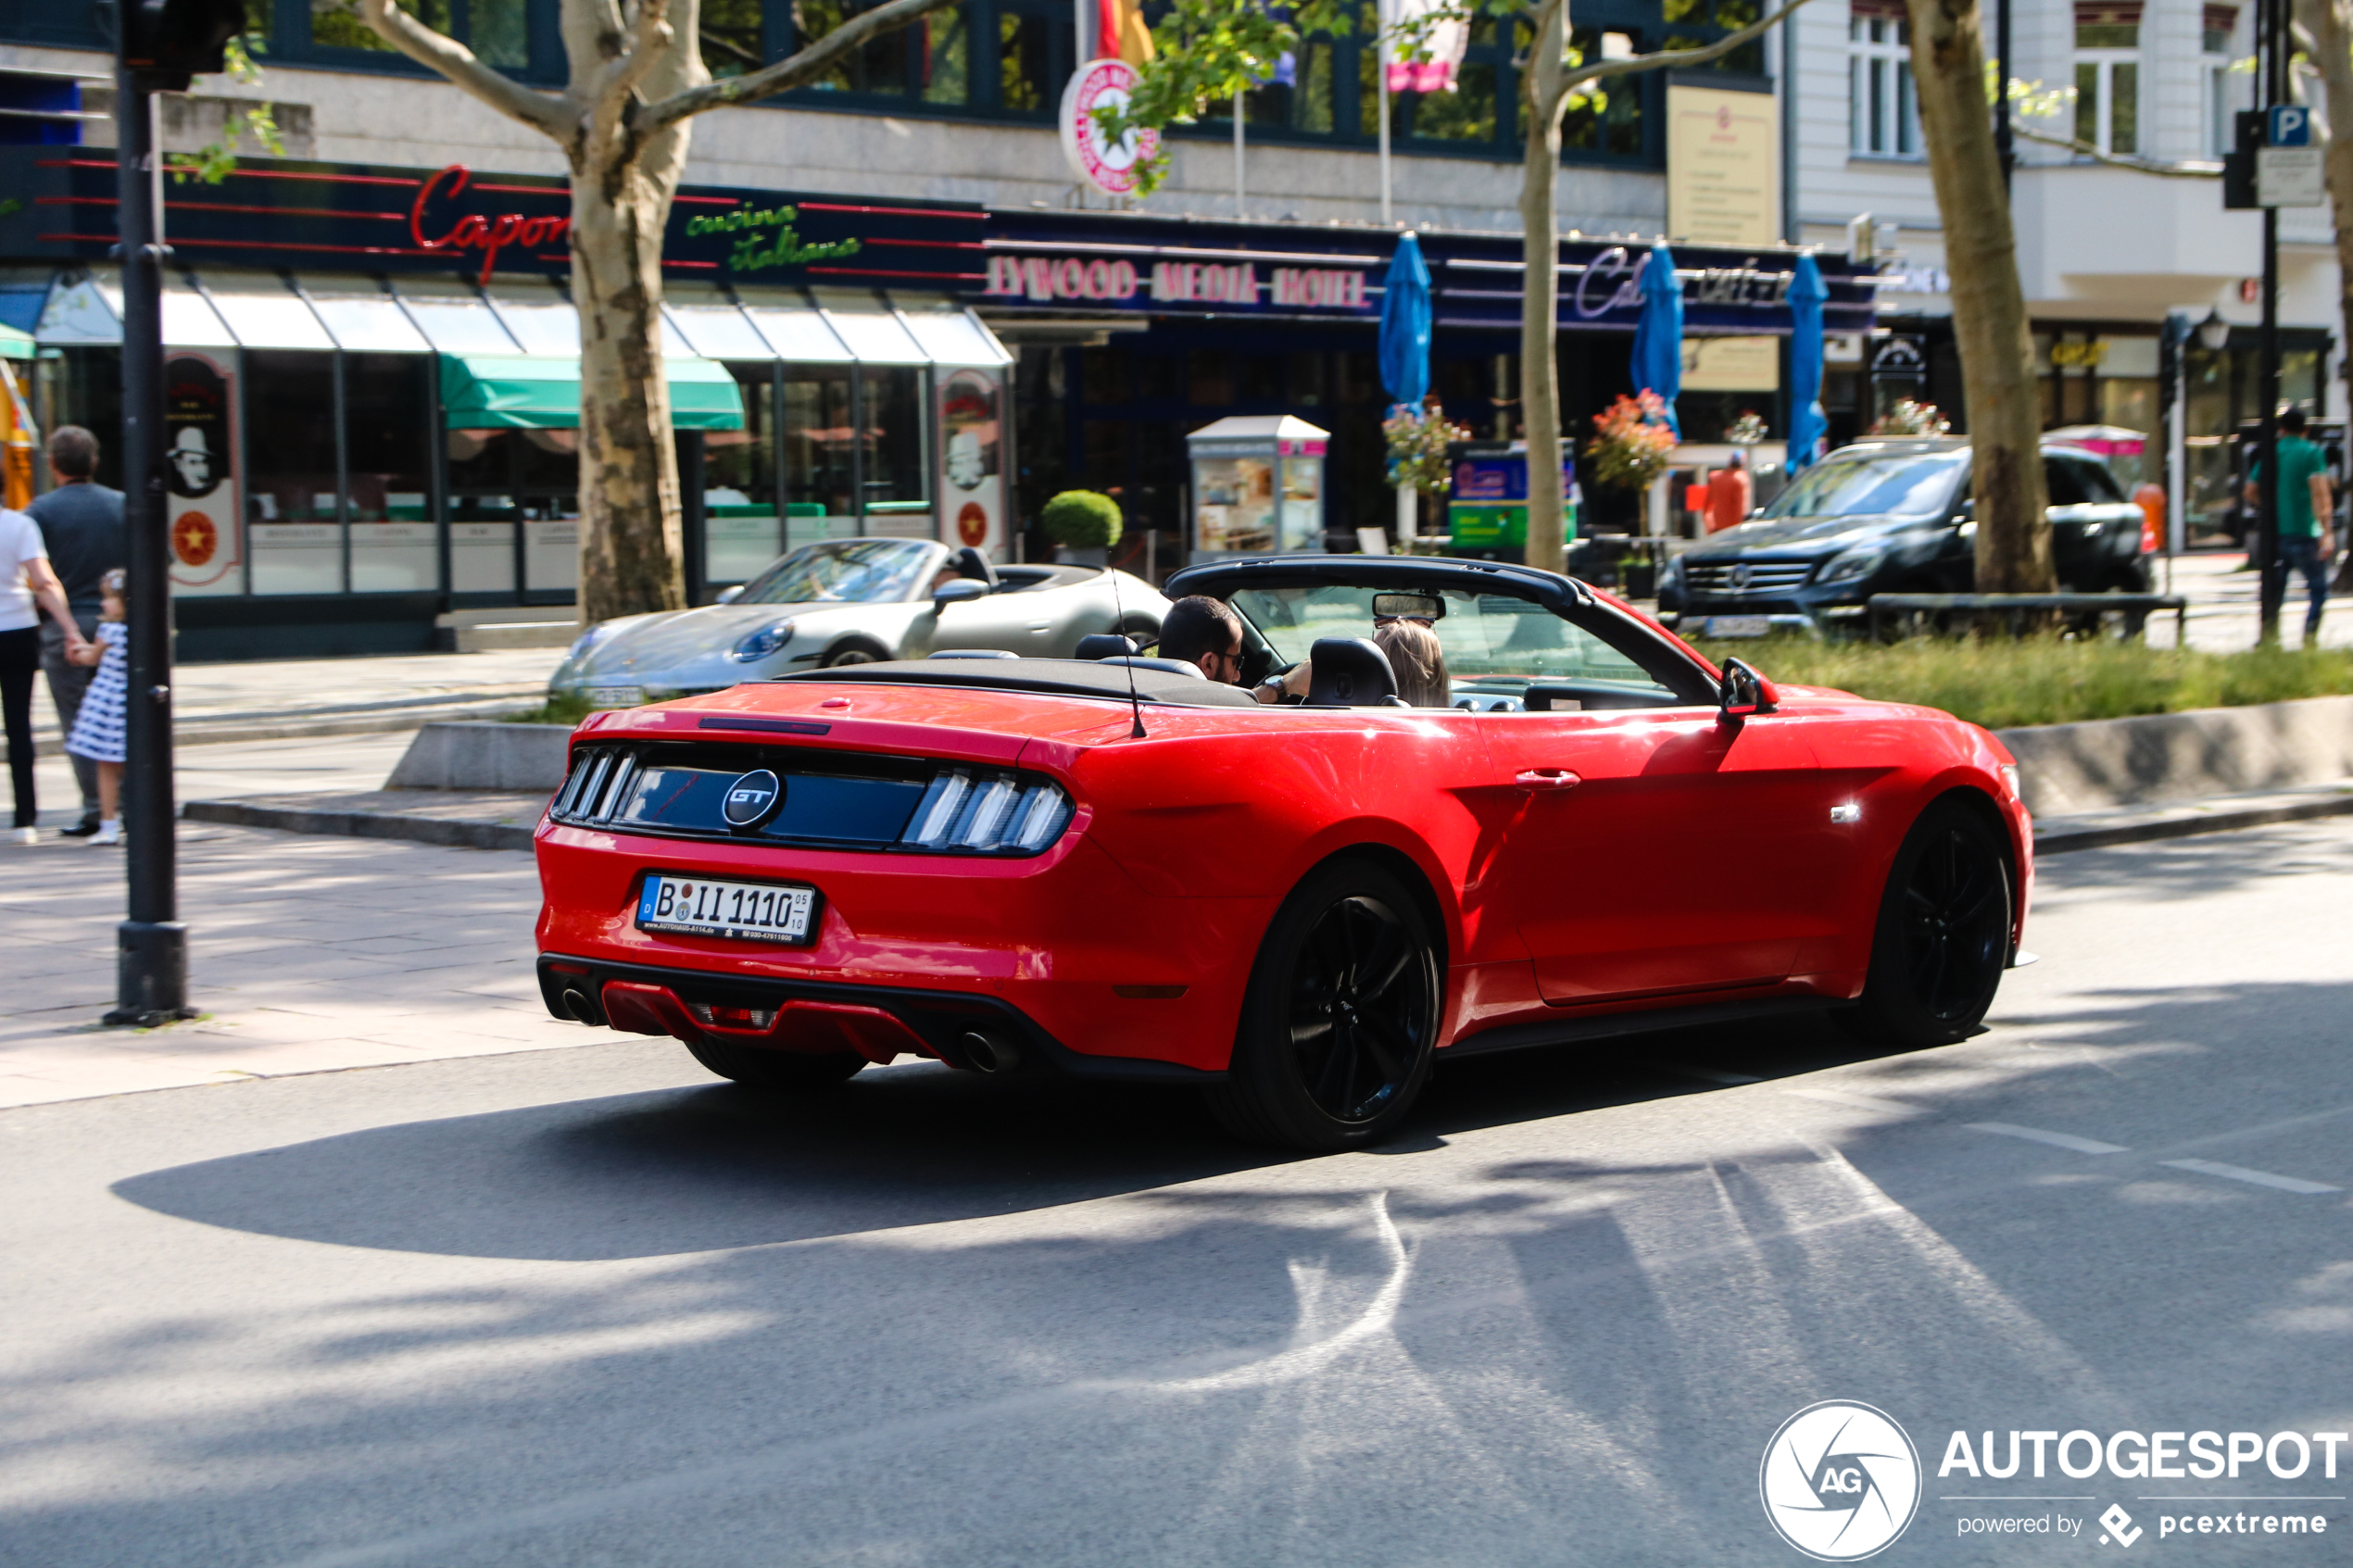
[536, 953, 1227, 1081]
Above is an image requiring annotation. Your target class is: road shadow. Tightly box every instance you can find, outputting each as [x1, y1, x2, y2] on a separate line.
[112, 1063, 1288, 1261]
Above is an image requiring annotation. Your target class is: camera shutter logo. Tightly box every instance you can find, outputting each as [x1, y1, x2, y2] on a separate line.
[1760, 1401, 1921, 1561]
[722, 770, 784, 832]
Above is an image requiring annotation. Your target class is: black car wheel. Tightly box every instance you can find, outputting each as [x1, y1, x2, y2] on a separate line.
[821, 643, 885, 668]
[684, 1035, 867, 1090]
[1842, 799, 2014, 1049]
[1208, 859, 1440, 1151]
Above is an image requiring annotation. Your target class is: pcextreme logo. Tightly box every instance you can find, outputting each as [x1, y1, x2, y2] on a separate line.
[1762, 1401, 1924, 1561]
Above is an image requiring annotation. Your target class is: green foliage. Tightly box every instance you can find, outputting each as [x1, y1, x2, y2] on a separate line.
[1586, 391, 1676, 492]
[1684, 633, 2353, 731]
[1041, 489, 1125, 549]
[166, 35, 289, 186]
[1383, 400, 1470, 495]
[507, 690, 598, 726]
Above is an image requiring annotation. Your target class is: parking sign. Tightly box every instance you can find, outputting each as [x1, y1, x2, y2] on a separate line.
[2270, 105, 2312, 146]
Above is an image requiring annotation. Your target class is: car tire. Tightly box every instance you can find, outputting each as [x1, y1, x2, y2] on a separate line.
[681, 1035, 867, 1090]
[1206, 859, 1440, 1152]
[1841, 798, 2014, 1051]
[820, 643, 884, 668]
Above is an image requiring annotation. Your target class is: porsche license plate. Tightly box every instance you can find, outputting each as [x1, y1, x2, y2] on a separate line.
[1703, 615, 1771, 639]
[585, 684, 646, 709]
[636, 875, 818, 945]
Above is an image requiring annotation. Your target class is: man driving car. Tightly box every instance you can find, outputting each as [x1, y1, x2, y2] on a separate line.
[1154, 596, 1249, 684]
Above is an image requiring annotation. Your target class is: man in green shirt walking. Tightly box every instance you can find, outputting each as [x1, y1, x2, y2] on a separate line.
[2244, 407, 2336, 642]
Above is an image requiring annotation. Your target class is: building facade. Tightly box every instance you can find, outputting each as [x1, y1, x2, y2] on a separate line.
[5, 0, 1858, 656]
[1786, 0, 2343, 540]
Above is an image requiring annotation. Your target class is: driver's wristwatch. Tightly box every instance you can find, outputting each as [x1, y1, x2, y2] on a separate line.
[1254, 674, 1288, 700]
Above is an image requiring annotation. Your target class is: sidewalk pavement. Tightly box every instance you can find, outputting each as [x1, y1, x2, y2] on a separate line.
[0, 820, 586, 1111]
[27, 646, 566, 756]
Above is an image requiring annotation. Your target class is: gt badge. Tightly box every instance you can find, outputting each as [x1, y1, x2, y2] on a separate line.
[722, 769, 784, 832]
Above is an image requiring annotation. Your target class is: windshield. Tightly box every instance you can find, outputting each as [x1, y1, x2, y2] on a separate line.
[1227, 584, 1695, 702]
[734, 539, 940, 607]
[1762, 449, 1967, 521]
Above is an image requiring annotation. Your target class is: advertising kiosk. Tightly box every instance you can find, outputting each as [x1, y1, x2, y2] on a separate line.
[1188, 415, 1327, 558]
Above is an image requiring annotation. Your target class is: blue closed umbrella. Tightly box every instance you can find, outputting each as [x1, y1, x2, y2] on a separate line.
[1628, 244, 1683, 438]
[1378, 231, 1431, 412]
[1786, 254, 1828, 471]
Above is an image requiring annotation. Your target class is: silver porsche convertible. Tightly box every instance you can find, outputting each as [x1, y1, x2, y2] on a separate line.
[548, 536, 1172, 707]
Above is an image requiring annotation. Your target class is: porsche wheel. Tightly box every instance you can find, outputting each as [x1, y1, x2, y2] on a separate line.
[1209, 860, 1439, 1151]
[1843, 799, 2013, 1050]
[682, 1035, 867, 1090]
[821, 644, 884, 668]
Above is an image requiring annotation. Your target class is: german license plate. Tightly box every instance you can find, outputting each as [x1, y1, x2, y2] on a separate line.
[1704, 615, 1771, 639]
[635, 874, 818, 945]
[585, 684, 645, 709]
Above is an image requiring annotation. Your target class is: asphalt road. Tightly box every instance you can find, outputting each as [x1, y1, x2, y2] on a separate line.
[5, 822, 2352, 1567]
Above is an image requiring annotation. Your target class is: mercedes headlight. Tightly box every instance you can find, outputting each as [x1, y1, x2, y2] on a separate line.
[731, 620, 797, 662]
[1818, 547, 1884, 586]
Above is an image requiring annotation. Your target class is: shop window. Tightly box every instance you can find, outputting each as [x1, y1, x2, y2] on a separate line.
[245, 350, 342, 596]
[998, 8, 1053, 113]
[1565, 29, 1645, 158]
[1079, 346, 1129, 406]
[1189, 351, 1234, 407]
[702, 0, 766, 77]
[922, 6, 971, 105]
[1665, 0, 1765, 72]
[785, 365, 857, 518]
[2074, 3, 2139, 157]
[1337, 350, 1380, 406]
[343, 354, 435, 593]
[309, 0, 522, 67]
[1846, 2, 1919, 158]
[860, 366, 928, 512]
[706, 368, 780, 582]
[1210, 37, 1339, 136]
[1081, 420, 1135, 495]
[1407, 19, 1499, 144]
[447, 430, 518, 595]
[2204, 6, 2239, 156]
[1133, 354, 1179, 403]
[1288, 352, 1327, 408]
[1239, 354, 1283, 404]
[795, 0, 914, 92]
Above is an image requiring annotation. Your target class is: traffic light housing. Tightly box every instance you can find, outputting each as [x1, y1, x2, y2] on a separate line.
[2222, 108, 2266, 210]
[115, 0, 249, 90]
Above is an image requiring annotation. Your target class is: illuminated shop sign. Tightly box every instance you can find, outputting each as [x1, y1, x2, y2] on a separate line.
[982, 253, 1371, 313]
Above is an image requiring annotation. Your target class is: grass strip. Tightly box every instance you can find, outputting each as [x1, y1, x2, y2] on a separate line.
[1684, 635, 2353, 731]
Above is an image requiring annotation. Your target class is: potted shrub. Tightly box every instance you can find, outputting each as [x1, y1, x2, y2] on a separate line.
[1040, 490, 1122, 565]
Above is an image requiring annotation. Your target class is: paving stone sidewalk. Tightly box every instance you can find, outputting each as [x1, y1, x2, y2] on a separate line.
[0, 821, 585, 1110]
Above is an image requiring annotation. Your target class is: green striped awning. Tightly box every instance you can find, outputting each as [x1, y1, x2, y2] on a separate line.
[438, 354, 746, 431]
[0, 323, 35, 361]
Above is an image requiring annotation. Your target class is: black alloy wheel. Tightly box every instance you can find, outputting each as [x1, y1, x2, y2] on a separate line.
[1210, 859, 1440, 1151]
[821, 644, 883, 668]
[1843, 799, 2013, 1049]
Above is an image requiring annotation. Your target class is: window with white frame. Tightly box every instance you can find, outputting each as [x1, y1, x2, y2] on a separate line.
[1848, 0, 1920, 158]
[2204, 5, 2240, 157]
[2074, 1, 2140, 157]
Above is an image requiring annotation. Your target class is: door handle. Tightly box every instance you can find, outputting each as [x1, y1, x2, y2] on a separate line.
[1514, 768, 1582, 790]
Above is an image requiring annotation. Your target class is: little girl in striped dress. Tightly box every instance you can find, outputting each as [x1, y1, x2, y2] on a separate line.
[65, 568, 128, 846]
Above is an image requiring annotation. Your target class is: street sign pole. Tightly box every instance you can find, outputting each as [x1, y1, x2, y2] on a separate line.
[107, 63, 191, 1027]
[2256, 0, 2286, 644]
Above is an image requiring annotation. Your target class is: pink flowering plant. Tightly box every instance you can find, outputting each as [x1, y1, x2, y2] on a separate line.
[1587, 391, 1677, 492]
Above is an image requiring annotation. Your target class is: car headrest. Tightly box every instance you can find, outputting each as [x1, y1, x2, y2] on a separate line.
[1074, 633, 1140, 661]
[926, 648, 1019, 659]
[1096, 656, 1205, 680]
[1305, 637, 1405, 707]
[953, 546, 1000, 587]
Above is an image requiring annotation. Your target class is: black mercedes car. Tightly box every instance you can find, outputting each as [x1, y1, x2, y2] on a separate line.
[1656, 439, 2152, 634]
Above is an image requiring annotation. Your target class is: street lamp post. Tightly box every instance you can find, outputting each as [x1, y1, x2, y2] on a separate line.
[2255, 0, 2286, 644]
[106, 0, 245, 1026]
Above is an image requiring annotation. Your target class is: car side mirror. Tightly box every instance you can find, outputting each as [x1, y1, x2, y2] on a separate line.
[932, 578, 989, 613]
[713, 584, 743, 605]
[1718, 657, 1779, 720]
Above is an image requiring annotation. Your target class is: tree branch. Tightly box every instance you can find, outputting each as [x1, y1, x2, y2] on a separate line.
[1547, 0, 1818, 111]
[640, 0, 963, 132]
[594, 0, 677, 107]
[2008, 119, 2222, 178]
[356, 0, 572, 139]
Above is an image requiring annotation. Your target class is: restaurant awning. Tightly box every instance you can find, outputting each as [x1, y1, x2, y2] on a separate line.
[438, 353, 747, 431]
[0, 323, 33, 361]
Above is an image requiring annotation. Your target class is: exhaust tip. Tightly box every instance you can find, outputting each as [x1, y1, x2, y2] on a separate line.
[958, 1029, 1022, 1074]
[560, 987, 601, 1024]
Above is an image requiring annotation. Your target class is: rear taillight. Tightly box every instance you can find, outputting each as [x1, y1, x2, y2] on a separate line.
[900, 768, 1074, 855]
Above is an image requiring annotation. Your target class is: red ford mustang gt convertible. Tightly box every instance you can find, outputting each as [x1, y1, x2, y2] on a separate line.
[535, 554, 2031, 1150]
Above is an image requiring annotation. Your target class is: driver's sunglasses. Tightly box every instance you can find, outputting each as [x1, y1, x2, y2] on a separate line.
[1373, 615, 1435, 629]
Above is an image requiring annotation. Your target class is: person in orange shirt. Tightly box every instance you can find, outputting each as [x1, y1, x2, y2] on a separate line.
[1705, 450, 1754, 533]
